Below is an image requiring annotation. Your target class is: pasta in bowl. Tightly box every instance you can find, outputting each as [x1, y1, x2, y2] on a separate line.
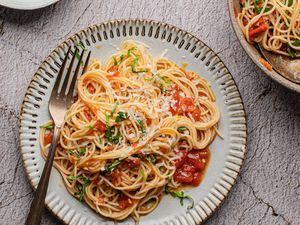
[40, 40, 220, 222]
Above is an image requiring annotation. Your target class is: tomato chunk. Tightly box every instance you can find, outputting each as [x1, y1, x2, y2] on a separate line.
[169, 89, 201, 121]
[190, 172, 202, 186]
[192, 108, 201, 121]
[87, 84, 95, 94]
[186, 151, 205, 170]
[132, 142, 137, 147]
[108, 66, 119, 76]
[173, 150, 188, 168]
[181, 98, 196, 112]
[44, 132, 53, 145]
[118, 195, 133, 209]
[174, 169, 194, 183]
[249, 21, 268, 40]
[94, 120, 106, 133]
[124, 157, 140, 168]
[173, 149, 209, 186]
[111, 169, 121, 185]
[169, 91, 181, 115]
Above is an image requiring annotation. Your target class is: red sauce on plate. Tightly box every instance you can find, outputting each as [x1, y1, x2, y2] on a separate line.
[174, 148, 210, 186]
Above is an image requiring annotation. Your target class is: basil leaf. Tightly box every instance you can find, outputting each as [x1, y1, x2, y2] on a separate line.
[288, 45, 296, 58]
[74, 51, 84, 66]
[127, 47, 137, 56]
[87, 125, 98, 131]
[79, 148, 86, 155]
[112, 56, 118, 66]
[105, 160, 122, 174]
[177, 127, 188, 131]
[157, 75, 171, 84]
[288, 0, 293, 7]
[39, 124, 54, 129]
[132, 56, 149, 73]
[68, 175, 90, 186]
[137, 119, 146, 134]
[66, 150, 80, 158]
[159, 84, 172, 93]
[292, 39, 300, 47]
[145, 154, 157, 164]
[74, 184, 84, 202]
[164, 186, 194, 209]
[105, 125, 121, 144]
[119, 54, 125, 64]
[115, 112, 128, 122]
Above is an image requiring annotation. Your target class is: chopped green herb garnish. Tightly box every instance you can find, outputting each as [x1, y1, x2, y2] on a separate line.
[145, 154, 157, 164]
[98, 138, 102, 144]
[74, 51, 84, 66]
[137, 119, 146, 134]
[67, 148, 86, 158]
[112, 56, 118, 66]
[105, 160, 122, 174]
[119, 54, 125, 64]
[71, 175, 91, 202]
[68, 175, 89, 183]
[66, 150, 80, 158]
[40, 124, 54, 129]
[288, 45, 296, 58]
[110, 102, 119, 118]
[105, 117, 121, 144]
[291, 39, 300, 47]
[144, 77, 154, 81]
[132, 154, 141, 158]
[113, 55, 125, 66]
[164, 186, 194, 209]
[115, 112, 128, 122]
[87, 125, 98, 131]
[79, 148, 86, 155]
[157, 75, 171, 84]
[177, 127, 188, 132]
[159, 84, 172, 93]
[287, 0, 293, 7]
[127, 47, 137, 56]
[132, 56, 149, 73]
[74, 184, 84, 201]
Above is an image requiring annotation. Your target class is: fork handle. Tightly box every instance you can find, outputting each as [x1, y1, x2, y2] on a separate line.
[25, 126, 61, 225]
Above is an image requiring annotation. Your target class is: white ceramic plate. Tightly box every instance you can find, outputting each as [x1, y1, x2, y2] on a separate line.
[19, 19, 247, 225]
[0, 0, 58, 10]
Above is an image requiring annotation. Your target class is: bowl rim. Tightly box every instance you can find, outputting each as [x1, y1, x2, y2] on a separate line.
[227, 0, 300, 93]
[0, 0, 59, 10]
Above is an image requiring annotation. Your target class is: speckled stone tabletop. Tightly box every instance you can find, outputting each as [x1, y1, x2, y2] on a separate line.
[0, 1, 299, 225]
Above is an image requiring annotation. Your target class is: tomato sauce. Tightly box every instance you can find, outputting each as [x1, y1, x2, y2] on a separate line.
[118, 194, 133, 209]
[43, 132, 53, 145]
[94, 120, 106, 133]
[169, 86, 202, 121]
[87, 84, 95, 94]
[123, 157, 140, 169]
[173, 148, 210, 186]
[108, 66, 120, 76]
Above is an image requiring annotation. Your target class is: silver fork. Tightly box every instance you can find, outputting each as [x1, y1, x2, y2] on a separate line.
[25, 46, 91, 225]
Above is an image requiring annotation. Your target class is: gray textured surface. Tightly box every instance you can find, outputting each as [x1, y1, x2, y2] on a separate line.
[0, 0, 299, 225]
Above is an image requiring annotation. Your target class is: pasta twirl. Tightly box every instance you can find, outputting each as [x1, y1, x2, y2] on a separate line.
[40, 40, 220, 222]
